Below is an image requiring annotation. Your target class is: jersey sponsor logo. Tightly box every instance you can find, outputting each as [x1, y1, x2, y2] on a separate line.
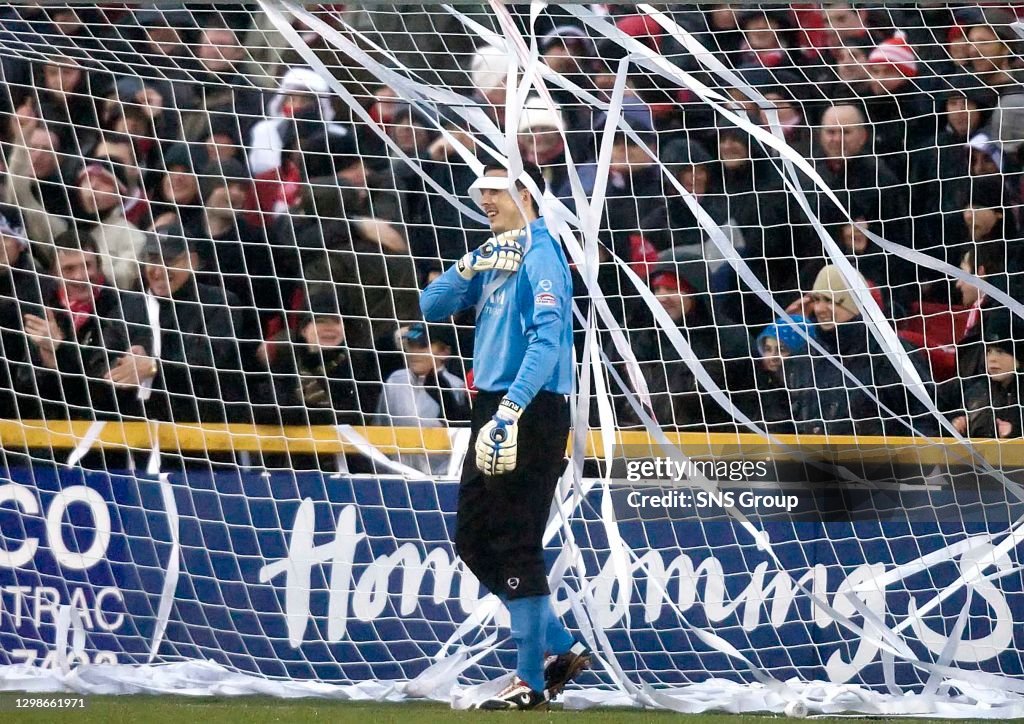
[535, 292, 557, 307]
[538, 279, 552, 291]
[489, 289, 506, 306]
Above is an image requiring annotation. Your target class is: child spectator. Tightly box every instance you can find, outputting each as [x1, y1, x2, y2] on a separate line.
[738, 315, 816, 433]
[949, 309, 1023, 439]
[375, 322, 469, 474]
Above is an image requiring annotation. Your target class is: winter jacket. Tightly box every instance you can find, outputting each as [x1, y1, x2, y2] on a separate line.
[787, 318, 938, 437]
[17, 285, 141, 420]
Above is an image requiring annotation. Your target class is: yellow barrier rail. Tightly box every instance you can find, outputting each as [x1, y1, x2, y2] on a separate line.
[2, 420, 1023, 466]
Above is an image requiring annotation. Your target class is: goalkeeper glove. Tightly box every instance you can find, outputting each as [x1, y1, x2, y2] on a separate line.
[456, 229, 525, 280]
[475, 398, 523, 476]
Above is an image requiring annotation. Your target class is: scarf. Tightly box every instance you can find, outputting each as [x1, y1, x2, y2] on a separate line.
[58, 286, 98, 331]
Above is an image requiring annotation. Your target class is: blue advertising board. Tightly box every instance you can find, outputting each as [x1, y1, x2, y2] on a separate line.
[1, 466, 1023, 688]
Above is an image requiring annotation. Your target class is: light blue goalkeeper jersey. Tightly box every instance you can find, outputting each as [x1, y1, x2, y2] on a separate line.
[420, 217, 573, 409]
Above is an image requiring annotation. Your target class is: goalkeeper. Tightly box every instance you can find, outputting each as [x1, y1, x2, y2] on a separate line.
[421, 161, 589, 710]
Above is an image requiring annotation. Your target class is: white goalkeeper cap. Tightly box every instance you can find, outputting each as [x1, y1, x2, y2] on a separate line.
[468, 173, 514, 206]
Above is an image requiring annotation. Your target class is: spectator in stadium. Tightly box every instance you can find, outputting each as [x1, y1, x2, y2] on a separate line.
[636, 139, 728, 263]
[202, 113, 247, 169]
[0, 205, 46, 419]
[149, 142, 209, 237]
[88, 135, 151, 230]
[248, 67, 348, 176]
[614, 268, 750, 431]
[787, 264, 937, 436]
[963, 175, 1021, 257]
[753, 79, 813, 160]
[32, 54, 103, 153]
[855, 33, 937, 167]
[806, 103, 909, 253]
[736, 315, 817, 433]
[192, 158, 273, 313]
[469, 44, 508, 126]
[539, 25, 600, 157]
[19, 229, 143, 420]
[706, 125, 809, 328]
[591, 40, 656, 135]
[180, 18, 264, 144]
[375, 323, 470, 473]
[126, 9, 200, 110]
[517, 97, 597, 204]
[70, 156, 146, 290]
[122, 229, 253, 424]
[403, 118, 490, 264]
[603, 126, 665, 262]
[1, 120, 74, 247]
[820, 36, 876, 100]
[949, 308, 1024, 439]
[956, 6, 1024, 94]
[106, 76, 179, 166]
[821, 3, 887, 48]
[909, 77, 998, 256]
[278, 167, 420, 354]
[735, 8, 804, 71]
[271, 289, 379, 426]
[800, 212, 912, 315]
[937, 241, 1022, 417]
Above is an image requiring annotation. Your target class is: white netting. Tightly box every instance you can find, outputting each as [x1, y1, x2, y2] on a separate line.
[1, 2, 1024, 716]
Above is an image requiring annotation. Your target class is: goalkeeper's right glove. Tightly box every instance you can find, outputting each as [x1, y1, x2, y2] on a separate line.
[456, 229, 525, 280]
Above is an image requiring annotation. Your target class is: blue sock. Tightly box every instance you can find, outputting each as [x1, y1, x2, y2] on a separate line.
[506, 596, 546, 693]
[543, 598, 575, 656]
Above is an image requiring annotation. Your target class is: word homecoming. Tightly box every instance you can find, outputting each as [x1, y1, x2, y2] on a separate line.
[626, 458, 769, 483]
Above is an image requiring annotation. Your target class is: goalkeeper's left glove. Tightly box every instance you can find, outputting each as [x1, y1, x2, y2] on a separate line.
[475, 398, 523, 476]
[456, 229, 525, 280]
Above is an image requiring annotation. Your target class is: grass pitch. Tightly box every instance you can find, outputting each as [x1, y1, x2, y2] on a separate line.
[0, 695, 998, 724]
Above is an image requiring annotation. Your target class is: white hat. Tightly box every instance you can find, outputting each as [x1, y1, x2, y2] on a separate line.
[987, 93, 1024, 154]
[518, 96, 564, 134]
[468, 173, 513, 207]
[470, 44, 507, 92]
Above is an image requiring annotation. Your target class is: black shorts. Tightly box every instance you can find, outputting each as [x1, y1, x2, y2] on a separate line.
[455, 390, 570, 600]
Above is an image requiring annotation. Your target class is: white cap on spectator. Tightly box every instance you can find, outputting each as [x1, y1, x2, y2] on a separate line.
[269, 67, 335, 121]
[471, 44, 506, 92]
[986, 93, 1024, 154]
[518, 96, 564, 134]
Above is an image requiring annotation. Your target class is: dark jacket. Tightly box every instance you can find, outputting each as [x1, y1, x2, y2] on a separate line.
[614, 297, 752, 431]
[788, 318, 938, 437]
[807, 154, 909, 251]
[271, 339, 380, 426]
[735, 360, 798, 435]
[0, 253, 46, 418]
[287, 216, 420, 353]
[17, 286, 140, 420]
[954, 376, 1022, 439]
[122, 280, 255, 423]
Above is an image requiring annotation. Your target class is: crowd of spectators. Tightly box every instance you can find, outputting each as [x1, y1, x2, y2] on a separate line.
[0, 3, 1023, 469]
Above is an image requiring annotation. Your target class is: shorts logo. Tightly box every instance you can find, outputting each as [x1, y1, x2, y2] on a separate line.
[535, 292, 557, 307]
[539, 279, 552, 291]
[507, 577, 520, 590]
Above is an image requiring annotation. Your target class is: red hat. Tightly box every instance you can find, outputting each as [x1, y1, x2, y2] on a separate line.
[615, 15, 663, 52]
[868, 32, 918, 78]
[649, 270, 695, 296]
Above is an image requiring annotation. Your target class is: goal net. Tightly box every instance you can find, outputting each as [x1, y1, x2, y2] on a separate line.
[1, 1, 1024, 715]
